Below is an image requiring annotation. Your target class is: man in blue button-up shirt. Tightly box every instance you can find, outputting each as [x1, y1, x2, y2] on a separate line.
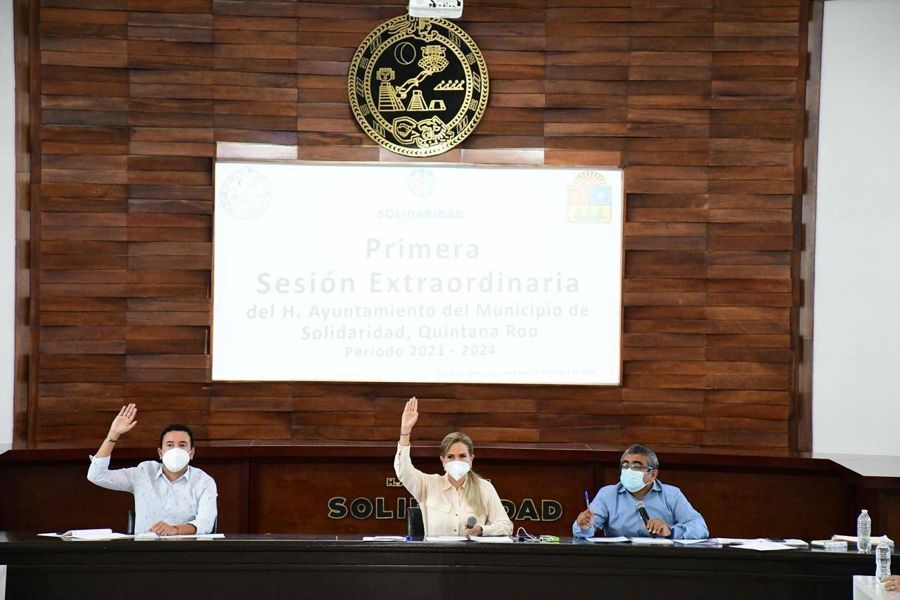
[573, 443, 708, 540]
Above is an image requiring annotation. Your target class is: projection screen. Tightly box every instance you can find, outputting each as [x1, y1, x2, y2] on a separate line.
[212, 162, 624, 385]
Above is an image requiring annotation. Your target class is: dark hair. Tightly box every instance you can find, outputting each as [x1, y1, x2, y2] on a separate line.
[621, 443, 659, 470]
[159, 424, 194, 448]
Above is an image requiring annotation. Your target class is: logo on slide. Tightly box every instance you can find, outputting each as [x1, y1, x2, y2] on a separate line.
[567, 171, 612, 224]
[220, 168, 272, 220]
[407, 168, 436, 198]
[348, 16, 490, 157]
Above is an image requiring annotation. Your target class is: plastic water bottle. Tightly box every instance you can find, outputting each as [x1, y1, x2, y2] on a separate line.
[876, 538, 892, 582]
[857, 509, 871, 552]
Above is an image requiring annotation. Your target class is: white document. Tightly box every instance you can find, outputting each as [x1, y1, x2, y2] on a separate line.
[134, 533, 225, 541]
[467, 536, 516, 543]
[40, 528, 112, 538]
[140, 533, 225, 540]
[39, 528, 130, 541]
[709, 537, 806, 547]
[362, 536, 407, 542]
[586, 536, 629, 543]
[629, 537, 674, 545]
[673, 538, 709, 545]
[732, 539, 799, 551]
[424, 536, 469, 542]
[709, 537, 753, 545]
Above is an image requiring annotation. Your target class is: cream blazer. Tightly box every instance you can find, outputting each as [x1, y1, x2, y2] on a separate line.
[394, 443, 513, 537]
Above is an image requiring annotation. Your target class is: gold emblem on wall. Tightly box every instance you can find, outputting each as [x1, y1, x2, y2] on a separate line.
[348, 16, 490, 157]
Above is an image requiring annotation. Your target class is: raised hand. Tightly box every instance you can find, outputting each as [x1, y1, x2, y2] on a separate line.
[400, 396, 419, 434]
[108, 403, 138, 440]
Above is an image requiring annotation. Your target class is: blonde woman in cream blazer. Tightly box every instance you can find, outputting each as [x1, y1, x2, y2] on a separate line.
[394, 396, 513, 537]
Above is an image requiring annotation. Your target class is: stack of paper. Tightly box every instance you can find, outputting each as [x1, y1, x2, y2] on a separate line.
[709, 537, 752, 545]
[134, 533, 225, 540]
[586, 536, 675, 545]
[629, 537, 674, 546]
[706, 538, 807, 548]
[39, 529, 225, 541]
[732, 539, 800, 552]
[39, 529, 130, 541]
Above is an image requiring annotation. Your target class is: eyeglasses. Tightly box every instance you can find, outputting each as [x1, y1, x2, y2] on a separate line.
[621, 461, 655, 472]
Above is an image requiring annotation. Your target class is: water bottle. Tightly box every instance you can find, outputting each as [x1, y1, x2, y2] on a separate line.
[857, 509, 871, 552]
[876, 538, 892, 582]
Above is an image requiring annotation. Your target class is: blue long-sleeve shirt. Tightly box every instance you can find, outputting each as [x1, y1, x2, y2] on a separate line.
[573, 480, 708, 539]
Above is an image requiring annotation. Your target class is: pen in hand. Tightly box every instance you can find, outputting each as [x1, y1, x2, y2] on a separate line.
[578, 490, 596, 531]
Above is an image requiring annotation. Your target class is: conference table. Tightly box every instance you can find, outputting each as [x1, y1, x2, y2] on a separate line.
[0, 532, 887, 600]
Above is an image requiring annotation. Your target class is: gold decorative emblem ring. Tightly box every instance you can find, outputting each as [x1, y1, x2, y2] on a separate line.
[348, 16, 490, 157]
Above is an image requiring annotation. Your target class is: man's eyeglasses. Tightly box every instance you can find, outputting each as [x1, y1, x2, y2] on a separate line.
[621, 461, 655, 472]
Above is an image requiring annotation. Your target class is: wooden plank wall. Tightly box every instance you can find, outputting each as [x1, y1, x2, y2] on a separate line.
[20, 0, 806, 451]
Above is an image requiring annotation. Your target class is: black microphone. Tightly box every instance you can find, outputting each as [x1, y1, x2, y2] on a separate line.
[635, 501, 656, 538]
[466, 516, 477, 530]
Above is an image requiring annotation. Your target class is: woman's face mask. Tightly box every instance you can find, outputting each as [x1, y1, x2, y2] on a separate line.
[444, 460, 471, 481]
[441, 441, 473, 481]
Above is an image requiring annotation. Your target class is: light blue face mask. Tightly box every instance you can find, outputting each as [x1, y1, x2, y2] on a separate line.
[620, 468, 648, 493]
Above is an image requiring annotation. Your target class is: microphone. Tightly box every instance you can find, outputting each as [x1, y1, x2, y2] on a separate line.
[635, 501, 656, 538]
[466, 516, 477, 530]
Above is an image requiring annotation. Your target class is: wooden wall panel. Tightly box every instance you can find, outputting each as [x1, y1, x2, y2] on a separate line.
[17, 0, 808, 453]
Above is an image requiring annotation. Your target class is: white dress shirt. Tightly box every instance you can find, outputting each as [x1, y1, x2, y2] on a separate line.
[394, 443, 513, 537]
[87, 455, 218, 534]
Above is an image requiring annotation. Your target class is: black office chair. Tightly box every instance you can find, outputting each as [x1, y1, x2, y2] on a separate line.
[407, 505, 424, 540]
[127, 509, 217, 534]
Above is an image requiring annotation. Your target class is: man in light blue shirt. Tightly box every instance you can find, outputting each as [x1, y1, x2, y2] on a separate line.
[87, 404, 218, 535]
[573, 443, 708, 539]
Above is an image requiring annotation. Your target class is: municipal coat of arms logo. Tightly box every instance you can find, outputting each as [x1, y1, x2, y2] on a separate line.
[567, 171, 613, 224]
[348, 16, 490, 157]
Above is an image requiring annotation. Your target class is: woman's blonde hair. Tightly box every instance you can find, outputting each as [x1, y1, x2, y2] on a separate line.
[440, 432, 486, 518]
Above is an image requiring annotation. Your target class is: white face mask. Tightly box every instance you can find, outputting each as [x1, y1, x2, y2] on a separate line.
[162, 447, 191, 473]
[620, 468, 648, 493]
[444, 460, 471, 481]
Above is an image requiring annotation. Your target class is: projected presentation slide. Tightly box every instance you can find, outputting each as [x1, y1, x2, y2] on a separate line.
[213, 162, 623, 385]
